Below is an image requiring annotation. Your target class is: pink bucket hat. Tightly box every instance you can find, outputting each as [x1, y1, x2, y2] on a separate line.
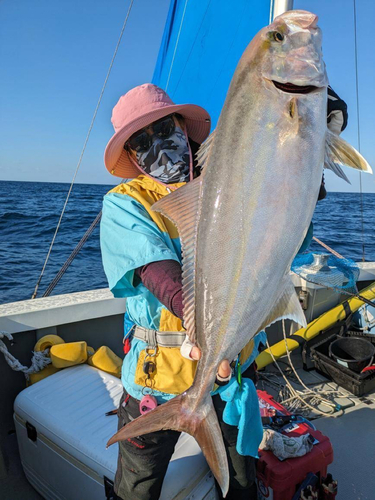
[104, 84, 211, 178]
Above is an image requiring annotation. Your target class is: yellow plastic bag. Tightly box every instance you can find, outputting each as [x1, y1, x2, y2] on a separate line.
[88, 346, 122, 378]
[50, 341, 88, 368]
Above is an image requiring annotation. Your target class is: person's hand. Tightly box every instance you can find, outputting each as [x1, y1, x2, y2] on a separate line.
[190, 347, 231, 379]
[180, 337, 232, 381]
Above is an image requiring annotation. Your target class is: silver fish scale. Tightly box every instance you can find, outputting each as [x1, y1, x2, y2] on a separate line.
[193, 73, 327, 391]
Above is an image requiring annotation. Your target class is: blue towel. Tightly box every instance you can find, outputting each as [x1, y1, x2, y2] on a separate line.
[219, 376, 263, 457]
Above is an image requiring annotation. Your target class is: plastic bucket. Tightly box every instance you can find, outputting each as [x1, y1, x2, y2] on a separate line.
[329, 337, 375, 373]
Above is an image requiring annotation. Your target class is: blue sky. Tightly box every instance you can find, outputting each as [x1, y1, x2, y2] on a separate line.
[1, 0, 374, 193]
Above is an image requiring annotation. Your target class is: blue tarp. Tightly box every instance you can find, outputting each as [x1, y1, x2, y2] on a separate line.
[153, 0, 272, 128]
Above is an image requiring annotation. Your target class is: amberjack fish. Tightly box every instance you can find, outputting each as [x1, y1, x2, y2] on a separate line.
[107, 10, 372, 496]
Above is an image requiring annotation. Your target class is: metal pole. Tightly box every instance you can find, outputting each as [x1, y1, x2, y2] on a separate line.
[273, 0, 293, 20]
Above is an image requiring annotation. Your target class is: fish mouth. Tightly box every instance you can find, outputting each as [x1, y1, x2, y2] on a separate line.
[272, 81, 318, 94]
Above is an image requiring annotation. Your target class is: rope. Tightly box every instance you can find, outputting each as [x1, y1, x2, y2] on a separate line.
[279, 320, 343, 414]
[309, 236, 375, 307]
[42, 211, 102, 297]
[165, 0, 189, 92]
[353, 0, 366, 262]
[0, 331, 51, 380]
[312, 236, 344, 259]
[264, 321, 344, 418]
[31, 0, 135, 299]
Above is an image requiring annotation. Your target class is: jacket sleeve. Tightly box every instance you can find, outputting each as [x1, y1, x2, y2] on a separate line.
[100, 192, 180, 298]
[135, 260, 184, 319]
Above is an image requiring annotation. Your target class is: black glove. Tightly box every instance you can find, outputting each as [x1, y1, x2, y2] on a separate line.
[327, 86, 348, 134]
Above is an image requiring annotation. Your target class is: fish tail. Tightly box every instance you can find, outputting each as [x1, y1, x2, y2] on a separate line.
[106, 392, 229, 497]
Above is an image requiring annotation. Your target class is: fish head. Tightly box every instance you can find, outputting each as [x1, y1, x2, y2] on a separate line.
[258, 10, 328, 94]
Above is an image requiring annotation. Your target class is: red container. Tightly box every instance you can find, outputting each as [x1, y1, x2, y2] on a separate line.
[256, 391, 334, 500]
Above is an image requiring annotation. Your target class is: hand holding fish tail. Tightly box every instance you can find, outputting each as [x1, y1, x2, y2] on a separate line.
[190, 347, 231, 380]
[182, 340, 232, 380]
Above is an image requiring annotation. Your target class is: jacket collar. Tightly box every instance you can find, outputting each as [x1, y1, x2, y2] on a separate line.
[135, 174, 186, 196]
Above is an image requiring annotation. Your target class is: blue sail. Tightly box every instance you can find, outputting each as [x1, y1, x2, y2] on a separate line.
[153, 0, 272, 128]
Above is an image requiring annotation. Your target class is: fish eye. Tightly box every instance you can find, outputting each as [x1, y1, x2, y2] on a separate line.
[273, 31, 284, 42]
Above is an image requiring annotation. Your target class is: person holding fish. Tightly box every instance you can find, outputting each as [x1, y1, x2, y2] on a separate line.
[101, 82, 266, 500]
[101, 75, 348, 500]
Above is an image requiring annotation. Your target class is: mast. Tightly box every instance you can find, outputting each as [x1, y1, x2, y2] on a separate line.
[272, 0, 294, 20]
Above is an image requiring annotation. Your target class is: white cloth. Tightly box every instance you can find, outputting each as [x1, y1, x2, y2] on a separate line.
[259, 429, 313, 460]
[180, 335, 195, 360]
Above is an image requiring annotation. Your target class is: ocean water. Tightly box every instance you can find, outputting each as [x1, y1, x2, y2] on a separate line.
[0, 181, 374, 305]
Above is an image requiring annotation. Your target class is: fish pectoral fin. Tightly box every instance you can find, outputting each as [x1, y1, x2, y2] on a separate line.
[259, 278, 307, 332]
[107, 392, 229, 498]
[152, 177, 202, 345]
[324, 130, 373, 183]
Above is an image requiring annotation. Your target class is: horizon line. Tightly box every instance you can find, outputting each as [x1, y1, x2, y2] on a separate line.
[0, 178, 374, 194]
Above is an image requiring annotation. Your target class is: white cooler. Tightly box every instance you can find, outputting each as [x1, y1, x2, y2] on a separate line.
[14, 364, 217, 500]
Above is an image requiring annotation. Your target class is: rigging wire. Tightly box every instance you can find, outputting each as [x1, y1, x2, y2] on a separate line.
[41, 211, 102, 297]
[353, 0, 366, 262]
[169, 0, 212, 97]
[31, 0, 135, 299]
[165, 0, 189, 92]
[42, 177, 125, 297]
[269, 0, 275, 24]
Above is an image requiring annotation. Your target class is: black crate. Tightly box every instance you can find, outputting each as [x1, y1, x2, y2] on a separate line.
[345, 329, 375, 345]
[310, 334, 375, 396]
[302, 321, 350, 371]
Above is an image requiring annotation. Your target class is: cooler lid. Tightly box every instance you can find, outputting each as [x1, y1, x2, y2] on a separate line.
[14, 364, 209, 498]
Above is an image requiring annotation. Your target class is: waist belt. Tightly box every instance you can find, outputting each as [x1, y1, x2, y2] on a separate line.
[132, 325, 186, 348]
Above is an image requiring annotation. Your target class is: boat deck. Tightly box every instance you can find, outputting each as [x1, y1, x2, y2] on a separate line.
[2, 359, 374, 500]
[1, 282, 375, 499]
[260, 357, 375, 500]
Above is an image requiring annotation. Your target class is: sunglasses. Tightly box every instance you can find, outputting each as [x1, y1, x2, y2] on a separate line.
[126, 114, 180, 153]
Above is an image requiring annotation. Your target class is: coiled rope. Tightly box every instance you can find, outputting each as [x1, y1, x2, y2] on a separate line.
[31, 0, 135, 299]
[0, 331, 51, 380]
[263, 320, 346, 418]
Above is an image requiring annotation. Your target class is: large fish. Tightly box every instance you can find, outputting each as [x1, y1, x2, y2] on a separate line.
[107, 10, 372, 496]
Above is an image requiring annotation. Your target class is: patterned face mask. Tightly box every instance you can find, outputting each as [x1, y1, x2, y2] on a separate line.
[135, 125, 190, 184]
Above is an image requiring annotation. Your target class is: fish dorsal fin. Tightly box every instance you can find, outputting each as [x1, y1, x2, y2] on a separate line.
[258, 277, 307, 333]
[195, 130, 215, 171]
[324, 130, 373, 183]
[152, 177, 202, 344]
